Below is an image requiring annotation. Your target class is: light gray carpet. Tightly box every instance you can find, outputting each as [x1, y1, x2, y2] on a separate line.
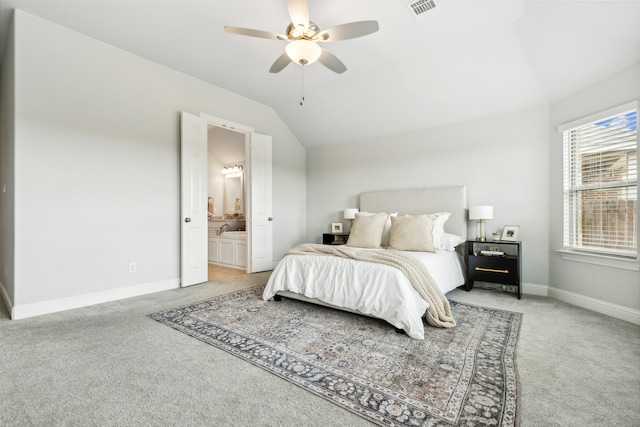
[1, 275, 639, 426]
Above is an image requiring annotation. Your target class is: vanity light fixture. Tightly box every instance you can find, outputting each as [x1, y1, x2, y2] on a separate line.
[221, 164, 244, 175]
[469, 205, 493, 242]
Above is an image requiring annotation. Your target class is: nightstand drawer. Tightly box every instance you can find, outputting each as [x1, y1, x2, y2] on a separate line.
[468, 256, 519, 284]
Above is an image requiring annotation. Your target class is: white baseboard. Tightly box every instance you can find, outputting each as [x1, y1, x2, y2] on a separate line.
[11, 279, 180, 320]
[504, 282, 639, 325]
[522, 282, 548, 297]
[548, 286, 640, 325]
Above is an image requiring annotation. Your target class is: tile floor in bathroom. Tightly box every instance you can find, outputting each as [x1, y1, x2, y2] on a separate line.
[207, 263, 247, 281]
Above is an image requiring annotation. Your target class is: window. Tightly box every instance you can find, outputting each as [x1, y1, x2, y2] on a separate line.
[560, 101, 638, 260]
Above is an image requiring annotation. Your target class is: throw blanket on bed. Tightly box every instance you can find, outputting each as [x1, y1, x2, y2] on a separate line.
[286, 244, 456, 328]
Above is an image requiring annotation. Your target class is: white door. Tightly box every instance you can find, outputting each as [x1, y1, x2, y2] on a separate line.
[248, 132, 274, 272]
[180, 112, 208, 287]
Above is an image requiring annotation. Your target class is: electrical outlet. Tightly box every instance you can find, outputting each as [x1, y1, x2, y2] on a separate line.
[129, 262, 137, 273]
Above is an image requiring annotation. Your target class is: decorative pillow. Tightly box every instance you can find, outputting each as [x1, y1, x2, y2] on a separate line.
[350, 212, 397, 247]
[430, 212, 451, 250]
[388, 215, 435, 252]
[382, 212, 398, 247]
[346, 213, 389, 248]
[441, 233, 465, 251]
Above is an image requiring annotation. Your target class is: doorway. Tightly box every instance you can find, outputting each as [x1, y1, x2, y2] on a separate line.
[180, 111, 273, 288]
[207, 125, 247, 281]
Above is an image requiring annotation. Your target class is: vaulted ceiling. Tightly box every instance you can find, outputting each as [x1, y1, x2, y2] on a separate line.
[1, 0, 639, 148]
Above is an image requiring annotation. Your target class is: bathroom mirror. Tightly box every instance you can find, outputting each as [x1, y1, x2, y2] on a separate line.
[224, 174, 244, 217]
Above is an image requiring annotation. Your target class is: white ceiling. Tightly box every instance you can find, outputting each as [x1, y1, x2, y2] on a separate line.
[1, 0, 639, 148]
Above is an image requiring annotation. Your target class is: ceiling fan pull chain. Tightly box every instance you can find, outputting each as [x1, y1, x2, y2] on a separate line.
[300, 66, 305, 106]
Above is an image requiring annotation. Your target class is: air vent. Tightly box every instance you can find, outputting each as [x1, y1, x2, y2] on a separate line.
[407, 0, 440, 20]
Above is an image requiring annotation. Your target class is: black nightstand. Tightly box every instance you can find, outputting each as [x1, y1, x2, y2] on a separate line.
[323, 233, 349, 245]
[465, 240, 522, 299]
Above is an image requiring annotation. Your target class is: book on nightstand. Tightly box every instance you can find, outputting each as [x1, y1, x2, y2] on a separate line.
[480, 250, 505, 256]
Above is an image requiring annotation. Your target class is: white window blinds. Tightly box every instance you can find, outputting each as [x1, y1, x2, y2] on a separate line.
[560, 102, 638, 258]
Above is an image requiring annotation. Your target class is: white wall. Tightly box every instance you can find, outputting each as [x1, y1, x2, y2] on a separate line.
[549, 62, 640, 310]
[7, 10, 306, 308]
[307, 105, 550, 286]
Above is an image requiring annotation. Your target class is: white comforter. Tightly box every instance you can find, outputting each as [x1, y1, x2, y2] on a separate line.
[262, 249, 465, 339]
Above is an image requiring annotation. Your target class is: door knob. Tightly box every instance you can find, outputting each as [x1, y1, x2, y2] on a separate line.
[185, 218, 191, 223]
[268, 217, 273, 221]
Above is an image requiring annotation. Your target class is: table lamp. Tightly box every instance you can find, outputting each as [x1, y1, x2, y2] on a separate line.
[343, 208, 359, 231]
[469, 205, 493, 242]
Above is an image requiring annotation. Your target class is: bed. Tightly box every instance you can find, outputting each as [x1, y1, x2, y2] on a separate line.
[262, 186, 468, 339]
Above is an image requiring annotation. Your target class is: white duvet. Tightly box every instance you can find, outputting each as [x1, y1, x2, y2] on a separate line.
[262, 249, 465, 339]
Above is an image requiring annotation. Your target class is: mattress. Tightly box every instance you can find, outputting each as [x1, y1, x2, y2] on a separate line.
[263, 249, 465, 339]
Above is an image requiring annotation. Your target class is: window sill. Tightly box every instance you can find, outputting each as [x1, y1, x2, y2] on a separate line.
[557, 250, 639, 271]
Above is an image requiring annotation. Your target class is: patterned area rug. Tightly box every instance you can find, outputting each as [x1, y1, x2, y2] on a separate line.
[149, 285, 521, 426]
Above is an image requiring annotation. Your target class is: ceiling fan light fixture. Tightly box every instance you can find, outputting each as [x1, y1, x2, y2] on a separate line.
[286, 39, 321, 65]
[225, 1, 379, 74]
[286, 22, 320, 41]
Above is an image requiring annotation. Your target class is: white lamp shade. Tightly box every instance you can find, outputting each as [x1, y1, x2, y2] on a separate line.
[286, 40, 321, 65]
[469, 205, 493, 220]
[343, 208, 359, 220]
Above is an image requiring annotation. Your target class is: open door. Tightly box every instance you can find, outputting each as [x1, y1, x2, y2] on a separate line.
[247, 132, 274, 272]
[180, 112, 208, 287]
[181, 112, 274, 280]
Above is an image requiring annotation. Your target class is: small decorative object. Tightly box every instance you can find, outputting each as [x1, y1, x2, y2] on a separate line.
[501, 225, 520, 241]
[492, 232, 501, 241]
[234, 198, 241, 211]
[331, 223, 343, 233]
[481, 248, 504, 256]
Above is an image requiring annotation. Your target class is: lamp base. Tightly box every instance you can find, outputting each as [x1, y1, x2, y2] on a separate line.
[475, 219, 487, 242]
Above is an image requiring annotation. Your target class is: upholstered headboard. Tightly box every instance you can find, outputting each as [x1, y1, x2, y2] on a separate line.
[359, 186, 467, 238]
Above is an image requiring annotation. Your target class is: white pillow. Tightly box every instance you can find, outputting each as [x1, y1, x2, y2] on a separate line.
[430, 212, 451, 250]
[346, 213, 389, 248]
[382, 212, 398, 247]
[441, 233, 465, 251]
[388, 215, 435, 252]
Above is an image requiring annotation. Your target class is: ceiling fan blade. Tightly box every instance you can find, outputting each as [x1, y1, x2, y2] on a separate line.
[287, 0, 309, 27]
[318, 49, 347, 74]
[269, 53, 292, 73]
[318, 21, 379, 42]
[224, 26, 286, 41]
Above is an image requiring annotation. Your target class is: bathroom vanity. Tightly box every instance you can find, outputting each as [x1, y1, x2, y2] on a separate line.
[207, 225, 247, 270]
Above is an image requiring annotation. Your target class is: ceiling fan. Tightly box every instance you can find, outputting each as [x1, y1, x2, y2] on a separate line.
[224, 0, 379, 74]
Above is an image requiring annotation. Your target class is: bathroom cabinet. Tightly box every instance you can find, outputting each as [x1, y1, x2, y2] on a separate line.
[208, 235, 247, 269]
